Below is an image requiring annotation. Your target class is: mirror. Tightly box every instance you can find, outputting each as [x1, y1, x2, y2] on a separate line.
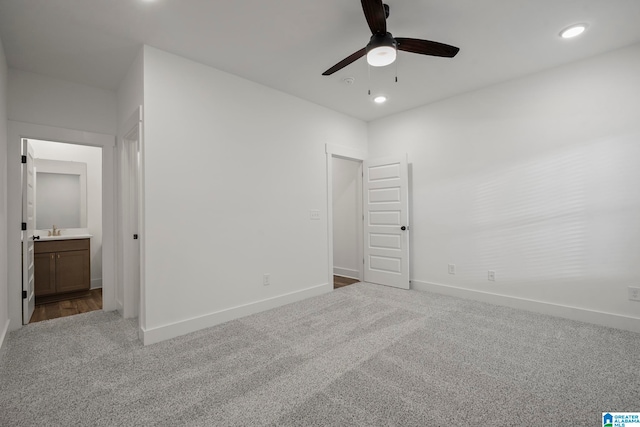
[34, 159, 87, 230]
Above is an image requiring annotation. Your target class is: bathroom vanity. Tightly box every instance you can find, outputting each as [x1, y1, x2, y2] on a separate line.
[34, 235, 91, 303]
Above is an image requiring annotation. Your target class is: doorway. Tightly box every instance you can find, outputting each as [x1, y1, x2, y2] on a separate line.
[25, 139, 103, 323]
[7, 121, 117, 332]
[326, 144, 411, 290]
[326, 144, 366, 290]
[331, 156, 363, 289]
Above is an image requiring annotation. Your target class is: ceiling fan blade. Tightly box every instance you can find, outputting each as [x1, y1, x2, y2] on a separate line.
[361, 0, 386, 34]
[322, 48, 367, 75]
[396, 38, 460, 58]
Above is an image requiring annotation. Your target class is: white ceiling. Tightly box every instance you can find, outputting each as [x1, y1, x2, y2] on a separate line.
[1, 0, 640, 121]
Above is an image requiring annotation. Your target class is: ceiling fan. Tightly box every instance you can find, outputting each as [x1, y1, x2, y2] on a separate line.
[322, 0, 460, 75]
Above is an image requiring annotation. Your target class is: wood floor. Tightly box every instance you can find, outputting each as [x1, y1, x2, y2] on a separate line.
[29, 289, 102, 323]
[333, 275, 360, 289]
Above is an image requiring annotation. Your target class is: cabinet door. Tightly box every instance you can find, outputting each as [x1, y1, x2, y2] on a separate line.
[55, 250, 90, 293]
[34, 252, 56, 296]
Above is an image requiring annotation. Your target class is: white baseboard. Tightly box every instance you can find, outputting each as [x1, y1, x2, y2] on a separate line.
[0, 319, 10, 352]
[91, 278, 103, 290]
[333, 267, 359, 280]
[411, 280, 640, 333]
[140, 283, 332, 345]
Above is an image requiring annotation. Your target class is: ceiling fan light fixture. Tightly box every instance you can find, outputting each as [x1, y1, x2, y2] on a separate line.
[367, 46, 396, 67]
[366, 33, 397, 67]
[560, 24, 587, 39]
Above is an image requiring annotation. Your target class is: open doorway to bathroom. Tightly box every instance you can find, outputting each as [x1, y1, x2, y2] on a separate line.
[25, 139, 103, 323]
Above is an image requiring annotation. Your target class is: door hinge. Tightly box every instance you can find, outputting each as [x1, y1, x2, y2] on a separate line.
[21, 155, 27, 164]
[133, 234, 138, 240]
[21, 222, 27, 231]
[22, 290, 27, 299]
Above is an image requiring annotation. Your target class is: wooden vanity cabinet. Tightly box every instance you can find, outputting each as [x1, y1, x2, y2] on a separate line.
[34, 238, 90, 301]
[34, 252, 56, 296]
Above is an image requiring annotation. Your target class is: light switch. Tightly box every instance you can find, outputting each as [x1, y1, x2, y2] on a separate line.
[310, 210, 320, 220]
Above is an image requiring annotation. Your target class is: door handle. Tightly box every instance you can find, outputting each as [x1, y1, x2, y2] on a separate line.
[32, 235, 40, 240]
[401, 226, 406, 231]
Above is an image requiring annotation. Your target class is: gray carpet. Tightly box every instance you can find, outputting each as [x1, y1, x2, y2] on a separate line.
[1, 283, 639, 426]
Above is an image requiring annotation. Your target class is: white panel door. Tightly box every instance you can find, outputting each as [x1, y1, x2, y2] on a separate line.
[363, 155, 410, 289]
[119, 121, 141, 319]
[125, 135, 140, 318]
[22, 139, 36, 324]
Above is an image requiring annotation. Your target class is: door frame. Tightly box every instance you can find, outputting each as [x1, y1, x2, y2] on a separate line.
[325, 144, 366, 286]
[7, 121, 116, 330]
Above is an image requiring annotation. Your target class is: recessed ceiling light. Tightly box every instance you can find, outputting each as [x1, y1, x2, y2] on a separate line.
[373, 96, 387, 104]
[560, 24, 587, 39]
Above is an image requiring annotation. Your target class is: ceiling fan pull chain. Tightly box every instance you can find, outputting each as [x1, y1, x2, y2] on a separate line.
[395, 55, 398, 83]
[368, 63, 371, 96]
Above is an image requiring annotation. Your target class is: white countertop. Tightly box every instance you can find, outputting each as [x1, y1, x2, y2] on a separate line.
[36, 234, 93, 241]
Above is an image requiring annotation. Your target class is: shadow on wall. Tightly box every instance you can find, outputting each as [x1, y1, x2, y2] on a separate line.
[427, 132, 640, 285]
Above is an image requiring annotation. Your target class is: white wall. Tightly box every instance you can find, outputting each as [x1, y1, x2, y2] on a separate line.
[0, 37, 10, 349]
[141, 46, 367, 343]
[8, 69, 116, 135]
[117, 48, 143, 133]
[368, 43, 640, 331]
[30, 141, 103, 288]
[332, 157, 360, 279]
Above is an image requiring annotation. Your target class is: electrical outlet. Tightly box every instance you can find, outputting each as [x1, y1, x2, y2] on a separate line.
[263, 274, 270, 286]
[309, 210, 320, 220]
[488, 270, 496, 281]
[448, 264, 456, 275]
[629, 286, 640, 302]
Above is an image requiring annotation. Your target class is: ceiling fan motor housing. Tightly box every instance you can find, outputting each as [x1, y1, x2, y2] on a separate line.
[366, 32, 397, 53]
